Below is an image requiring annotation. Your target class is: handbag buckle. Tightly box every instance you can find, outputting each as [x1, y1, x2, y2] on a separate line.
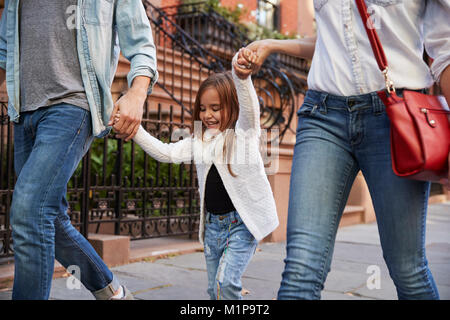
[382, 68, 396, 94]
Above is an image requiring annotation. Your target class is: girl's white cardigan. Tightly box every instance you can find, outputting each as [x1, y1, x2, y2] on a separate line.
[133, 65, 279, 244]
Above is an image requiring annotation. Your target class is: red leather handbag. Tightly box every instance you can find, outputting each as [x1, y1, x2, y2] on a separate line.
[355, 0, 450, 182]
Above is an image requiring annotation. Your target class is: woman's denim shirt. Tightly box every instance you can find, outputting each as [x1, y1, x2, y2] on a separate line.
[0, 0, 158, 137]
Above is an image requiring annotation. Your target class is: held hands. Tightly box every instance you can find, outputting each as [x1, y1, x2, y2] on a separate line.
[108, 76, 149, 141]
[233, 47, 258, 80]
[244, 39, 274, 73]
[233, 40, 275, 79]
[113, 111, 121, 129]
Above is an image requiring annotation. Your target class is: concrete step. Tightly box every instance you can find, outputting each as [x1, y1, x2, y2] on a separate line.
[111, 76, 197, 108]
[117, 57, 207, 91]
[115, 54, 207, 108]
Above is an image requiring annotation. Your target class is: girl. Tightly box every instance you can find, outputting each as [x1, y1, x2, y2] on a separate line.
[123, 48, 279, 300]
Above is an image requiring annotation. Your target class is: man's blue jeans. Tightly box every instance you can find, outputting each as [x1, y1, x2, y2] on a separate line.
[204, 210, 258, 300]
[10, 104, 120, 300]
[277, 90, 439, 300]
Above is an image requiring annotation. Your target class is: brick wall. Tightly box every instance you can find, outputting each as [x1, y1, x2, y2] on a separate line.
[279, 0, 298, 35]
[219, 0, 315, 36]
[219, 0, 258, 23]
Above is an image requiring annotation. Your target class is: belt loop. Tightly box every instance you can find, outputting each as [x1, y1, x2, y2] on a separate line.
[206, 211, 211, 224]
[319, 93, 328, 114]
[371, 92, 384, 115]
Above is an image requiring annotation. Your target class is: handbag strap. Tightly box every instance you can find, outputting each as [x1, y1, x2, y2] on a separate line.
[354, 0, 395, 93]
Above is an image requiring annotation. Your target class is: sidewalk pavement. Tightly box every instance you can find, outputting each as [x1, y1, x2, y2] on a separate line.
[0, 202, 449, 300]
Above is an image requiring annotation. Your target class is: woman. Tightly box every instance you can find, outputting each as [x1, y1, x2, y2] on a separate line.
[238, 0, 450, 299]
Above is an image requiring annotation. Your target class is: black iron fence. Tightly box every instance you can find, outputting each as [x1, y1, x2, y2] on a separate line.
[0, 102, 14, 258]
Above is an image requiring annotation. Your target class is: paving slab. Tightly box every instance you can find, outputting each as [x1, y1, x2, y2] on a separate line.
[0, 202, 448, 300]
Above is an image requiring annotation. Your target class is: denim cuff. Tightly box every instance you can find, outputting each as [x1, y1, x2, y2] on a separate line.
[92, 275, 121, 300]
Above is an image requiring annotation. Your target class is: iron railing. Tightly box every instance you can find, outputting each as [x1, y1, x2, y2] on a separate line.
[163, 1, 309, 92]
[145, 0, 306, 141]
[0, 100, 201, 258]
[0, 102, 14, 258]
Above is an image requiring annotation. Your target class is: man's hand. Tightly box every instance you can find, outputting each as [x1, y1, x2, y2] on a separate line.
[108, 76, 150, 141]
[233, 48, 258, 80]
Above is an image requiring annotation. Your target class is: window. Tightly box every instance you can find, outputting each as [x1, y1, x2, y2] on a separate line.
[257, 0, 280, 31]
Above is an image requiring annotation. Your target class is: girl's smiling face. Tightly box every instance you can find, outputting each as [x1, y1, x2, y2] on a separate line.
[192, 72, 239, 138]
[199, 87, 223, 131]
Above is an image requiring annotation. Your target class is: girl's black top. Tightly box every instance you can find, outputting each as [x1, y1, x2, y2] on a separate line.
[205, 164, 236, 215]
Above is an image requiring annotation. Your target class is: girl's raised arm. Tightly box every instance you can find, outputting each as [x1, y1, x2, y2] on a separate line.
[133, 125, 193, 164]
[232, 51, 261, 136]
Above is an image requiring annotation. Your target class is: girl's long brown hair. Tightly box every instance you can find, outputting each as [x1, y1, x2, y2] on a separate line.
[192, 72, 239, 176]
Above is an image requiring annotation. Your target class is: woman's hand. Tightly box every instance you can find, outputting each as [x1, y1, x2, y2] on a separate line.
[244, 37, 317, 73]
[234, 37, 317, 78]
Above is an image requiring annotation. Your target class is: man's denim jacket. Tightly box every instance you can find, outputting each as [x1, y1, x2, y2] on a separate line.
[0, 0, 158, 137]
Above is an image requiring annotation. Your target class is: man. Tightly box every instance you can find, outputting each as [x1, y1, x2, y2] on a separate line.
[0, 0, 158, 300]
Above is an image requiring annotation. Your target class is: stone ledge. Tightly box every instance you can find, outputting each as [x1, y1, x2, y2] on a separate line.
[429, 194, 449, 204]
[88, 234, 130, 267]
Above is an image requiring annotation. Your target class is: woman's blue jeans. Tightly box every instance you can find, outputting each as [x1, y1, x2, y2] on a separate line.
[10, 104, 120, 300]
[277, 90, 439, 300]
[204, 210, 258, 300]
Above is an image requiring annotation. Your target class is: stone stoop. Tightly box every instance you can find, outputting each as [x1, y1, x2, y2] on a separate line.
[88, 234, 130, 267]
[89, 234, 204, 266]
[113, 48, 210, 108]
[429, 193, 450, 204]
[339, 205, 366, 227]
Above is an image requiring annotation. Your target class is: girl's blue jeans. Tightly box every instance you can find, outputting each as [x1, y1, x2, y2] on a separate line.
[10, 104, 120, 300]
[277, 90, 439, 300]
[204, 210, 258, 300]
